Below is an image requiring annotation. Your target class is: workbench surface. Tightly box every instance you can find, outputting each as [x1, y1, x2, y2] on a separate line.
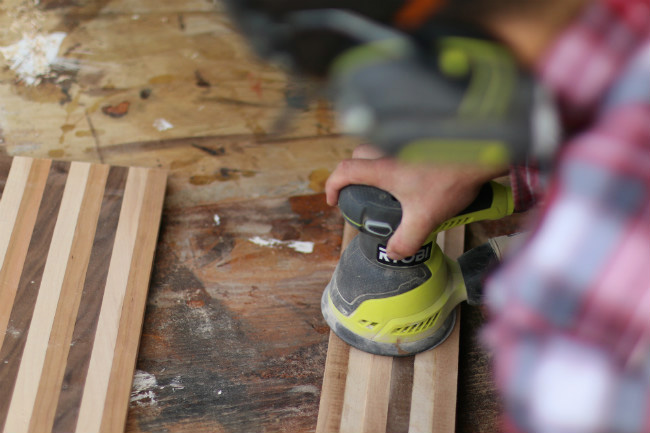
[0, 1, 504, 431]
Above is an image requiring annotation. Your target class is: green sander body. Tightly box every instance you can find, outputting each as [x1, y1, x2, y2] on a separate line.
[321, 182, 514, 356]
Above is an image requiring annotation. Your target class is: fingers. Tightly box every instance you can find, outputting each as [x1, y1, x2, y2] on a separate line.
[325, 158, 393, 206]
[386, 206, 437, 260]
[351, 143, 386, 159]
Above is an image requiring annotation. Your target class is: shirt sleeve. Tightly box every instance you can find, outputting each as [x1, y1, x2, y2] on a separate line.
[483, 103, 650, 433]
[509, 163, 541, 213]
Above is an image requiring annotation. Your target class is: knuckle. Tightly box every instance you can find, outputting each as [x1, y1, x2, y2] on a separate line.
[391, 237, 418, 257]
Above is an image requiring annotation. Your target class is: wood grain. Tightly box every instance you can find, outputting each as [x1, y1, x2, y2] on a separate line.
[54, 166, 129, 433]
[316, 224, 465, 433]
[0, 156, 166, 433]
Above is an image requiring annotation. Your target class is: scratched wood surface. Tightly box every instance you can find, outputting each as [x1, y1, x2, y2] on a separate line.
[0, 0, 359, 210]
[0, 155, 166, 433]
[126, 192, 344, 433]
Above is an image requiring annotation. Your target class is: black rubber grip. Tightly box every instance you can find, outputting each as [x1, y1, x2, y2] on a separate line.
[338, 182, 494, 238]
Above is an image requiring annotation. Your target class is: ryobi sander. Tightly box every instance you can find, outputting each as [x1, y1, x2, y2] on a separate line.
[223, 3, 554, 356]
[321, 182, 514, 356]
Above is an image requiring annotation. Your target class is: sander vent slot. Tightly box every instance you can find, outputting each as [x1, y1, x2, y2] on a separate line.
[391, 312, 439, 335]
[438, 216, 471, 231]
[359, 319, 379, 330]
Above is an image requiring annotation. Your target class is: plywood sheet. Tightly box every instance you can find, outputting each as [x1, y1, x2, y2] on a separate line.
[0, 155, 166, 433]
[316, 225, 464, 433]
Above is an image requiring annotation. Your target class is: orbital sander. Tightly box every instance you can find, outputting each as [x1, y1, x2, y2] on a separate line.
[321, 182, 514, 356]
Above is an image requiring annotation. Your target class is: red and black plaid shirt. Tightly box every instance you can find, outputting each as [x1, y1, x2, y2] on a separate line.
[486, 1, 650, 432]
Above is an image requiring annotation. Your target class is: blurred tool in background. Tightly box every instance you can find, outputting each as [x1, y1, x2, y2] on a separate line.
[225, 0, 560, 167]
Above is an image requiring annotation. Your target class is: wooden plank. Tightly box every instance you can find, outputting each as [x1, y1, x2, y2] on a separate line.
[0, 156, 166, 433]
[408, 310, 461, 433]
[4, 161, 93, 433]
[316, 224, 464, 433]
[29, 164, 110, 433]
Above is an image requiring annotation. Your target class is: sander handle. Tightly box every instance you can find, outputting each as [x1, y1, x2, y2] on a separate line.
[338, 181, 514, 239]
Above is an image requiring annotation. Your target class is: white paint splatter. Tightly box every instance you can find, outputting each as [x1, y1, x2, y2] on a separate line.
[131, 370, 158, 407]
[189, 307, 215, 338]
[169, 376, 184, 391]
[289, 385, 319, 395]
[0, 32, 67, 85]
[6, 327, 21, 338]
[213, 214, 221, 226]
[153, 118, 174, 131]
[248, 236, 281, 248]
[248, 236, 314, 254]
[287, 241, 314, 254]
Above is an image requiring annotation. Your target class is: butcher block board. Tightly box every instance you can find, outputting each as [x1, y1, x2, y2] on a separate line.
[0, 156, 166, 433]
[316, 224, 464, 433]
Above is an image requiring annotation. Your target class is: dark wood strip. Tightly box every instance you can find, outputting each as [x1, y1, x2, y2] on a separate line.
[28, 164, 109, 433]
[0, 156, 11, 197]
[52, 166, 128, 433]
[385, 356, 415, 433]
[0, 160, 68, 431]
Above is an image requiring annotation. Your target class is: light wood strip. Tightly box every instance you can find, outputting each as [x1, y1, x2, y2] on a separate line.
[0, 157, 40, 339]
[316, 333, 351, 433]
[0, 159, 56, 432]
[407, 225, 464, 433]
[315, 225, 358, 433]
[53, 167, 128, 433]
[100, 167, 166, 433]
[28, 164, 110, 433]
[74, 167, 148, 433]
[4, 162, 91, 433]
[0, 157, 32, 272]
[408, 308, 461, 433]
[340, 348, 393, 433]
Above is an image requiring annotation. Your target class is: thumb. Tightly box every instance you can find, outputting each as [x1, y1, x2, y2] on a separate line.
[386, 206, 436, 261]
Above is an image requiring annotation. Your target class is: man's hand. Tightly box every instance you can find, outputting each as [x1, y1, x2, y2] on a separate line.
[326, 144, 508, 260]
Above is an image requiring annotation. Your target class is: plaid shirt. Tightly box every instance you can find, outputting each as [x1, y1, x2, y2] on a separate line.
[485, 1, 650, 433]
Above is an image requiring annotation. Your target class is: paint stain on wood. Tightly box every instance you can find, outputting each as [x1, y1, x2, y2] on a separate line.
[308, 168, 330, 193]
[194, 70, 210, 88]
[140, 88, 152, 99]
[215, 168, 256, 181]
[75, 129, 104, 138]
[101, 101, 130, 118]
[48, 149, 64, 158]
[186, 299, 205, 308]
[189, 168, 256, 186]
[188, 175, 215, 186]
[148, 75, 175, 85]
